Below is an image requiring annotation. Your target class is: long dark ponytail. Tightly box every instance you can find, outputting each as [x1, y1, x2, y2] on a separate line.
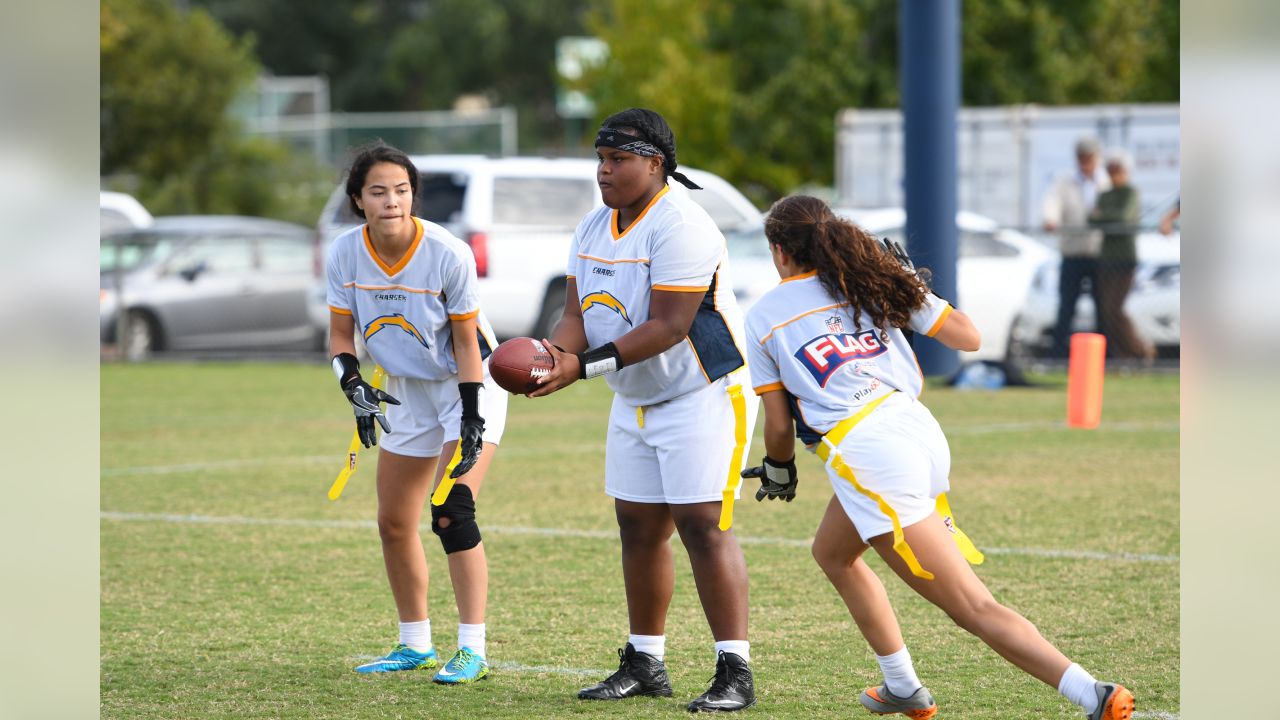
[765, 195, 930, 331]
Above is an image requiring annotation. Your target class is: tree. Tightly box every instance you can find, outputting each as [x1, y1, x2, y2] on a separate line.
[583, 0, 1178, 203]
[192, 0, 591, 151]
[101, 0, 257, 179]
[583, 0, 898, 203]
[102, 0, 332, 222]
[962, 0, 1172, 105]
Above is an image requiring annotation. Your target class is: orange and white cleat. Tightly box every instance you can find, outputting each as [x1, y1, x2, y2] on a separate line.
[1088, 682, 1135, 720]
[858, 683, 938, 719]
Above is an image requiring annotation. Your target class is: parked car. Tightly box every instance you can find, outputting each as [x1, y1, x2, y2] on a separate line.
[731, 207, 1056, 376]
[311, 155, 764, 341]
[1009, 232, 1181, 360]
[100, 191, 153, 234]
[101, 216, 321, 358]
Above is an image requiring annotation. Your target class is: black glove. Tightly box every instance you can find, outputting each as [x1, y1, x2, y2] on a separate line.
[450, 382, 485, 479]
[882, 237, 952, 309]
[743, 455, 798, 502]
[333, 353, 400, 448]
[881, 237, 915, 273]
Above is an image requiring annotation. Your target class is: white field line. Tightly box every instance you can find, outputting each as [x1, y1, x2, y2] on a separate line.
[350, 654, 607, 676]
[100, 420, 1178, 478]
[1134, 713, 1179, 719]
[947, 420, 1179, 435]
[100, 512, 1178, 564]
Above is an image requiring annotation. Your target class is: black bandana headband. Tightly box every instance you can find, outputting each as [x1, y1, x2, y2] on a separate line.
[595, 128, 662, 157]
[594, 127, 703, 190]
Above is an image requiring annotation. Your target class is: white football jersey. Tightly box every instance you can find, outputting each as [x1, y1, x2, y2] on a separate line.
[568, 185, 747, 406]
[327, 217, 497, 381]
[744, 271, 951, 444]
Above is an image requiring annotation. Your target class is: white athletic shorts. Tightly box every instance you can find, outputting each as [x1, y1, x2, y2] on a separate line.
[379, 372, 508, 458]
[824, 392, 951, 542]
[605, 370, 759, 504]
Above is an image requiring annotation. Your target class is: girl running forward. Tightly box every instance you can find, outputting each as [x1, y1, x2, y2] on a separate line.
[531, 108, 759, 713]
[741, 195, 1135, 720]
[327, 143, 507, 685]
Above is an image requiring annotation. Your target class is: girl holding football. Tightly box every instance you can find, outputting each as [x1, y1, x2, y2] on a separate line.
[532, 108, 758, 713]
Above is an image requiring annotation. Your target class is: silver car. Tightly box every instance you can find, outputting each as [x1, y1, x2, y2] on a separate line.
[101, 216, 322, 358]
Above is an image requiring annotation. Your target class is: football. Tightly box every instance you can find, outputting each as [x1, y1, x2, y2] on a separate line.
[488, 337, 555, 394]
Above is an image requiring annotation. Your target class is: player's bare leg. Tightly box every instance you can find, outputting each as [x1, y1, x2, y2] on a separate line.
[816, 497, 938, 717]
[374, 450, 440, 621]
[811, 496, 906, 655]
[672, 500, 755, 712]
[432, 439, 498, 624]
[670, 501, 749, 641]
[615, 500, 676, 634]
[870, 512, 1071, 687]
[577, 500, 677, 701]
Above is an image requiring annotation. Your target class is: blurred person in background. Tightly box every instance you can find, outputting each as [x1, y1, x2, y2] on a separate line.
[327, 142, 508, 684]
[1091, 151, 1156, 361]
[531, 107, 758, 713]
[1158, 199, 1180, 236]
[1043, 137, 1110, 357]
[747, 194, 1137, 720]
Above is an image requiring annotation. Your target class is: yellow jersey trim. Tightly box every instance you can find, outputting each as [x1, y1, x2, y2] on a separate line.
[342, 281, 441, 296]
[329, 305, 352, 316]
[363, 218, 424, 277]
[448, 309, 480, 321]
[780, 269, 817, 284]
[926, 304, 953, 337]
[754, 381, 784, 394]
[611, 185, 670, 240]
[653, 284, 710, 293]
[759, 302, 848, 345]
[577, 254, 650, 265]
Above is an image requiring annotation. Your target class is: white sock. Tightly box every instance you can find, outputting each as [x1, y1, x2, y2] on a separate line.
[399, 619, 432, 653]
[714, 640, 750, 663]
[1057, 663, 1100, 714]
[876, 646, 923, 697]
[458, 623, 486, 658]
[629, 634, 666, 661]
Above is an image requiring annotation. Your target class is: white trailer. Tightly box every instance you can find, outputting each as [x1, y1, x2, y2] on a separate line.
[835, 104, 1180, 231]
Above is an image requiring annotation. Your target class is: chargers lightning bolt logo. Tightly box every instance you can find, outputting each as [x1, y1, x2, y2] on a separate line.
[363, 313, 429, 347]
[580, 291, 632, 326]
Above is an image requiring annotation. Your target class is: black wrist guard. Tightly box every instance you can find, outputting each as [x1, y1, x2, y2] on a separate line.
[332, 352, 361, 390]
[578, 342, 624, 380]
[764, 455, 797, 474]
[459, 381, 484, 421]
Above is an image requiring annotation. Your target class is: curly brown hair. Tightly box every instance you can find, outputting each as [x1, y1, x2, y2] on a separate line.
[765, 195, 931, 331]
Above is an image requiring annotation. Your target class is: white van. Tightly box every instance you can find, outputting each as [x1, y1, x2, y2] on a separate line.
[101, 191, 153, 235]
[313, 155, 763, 340]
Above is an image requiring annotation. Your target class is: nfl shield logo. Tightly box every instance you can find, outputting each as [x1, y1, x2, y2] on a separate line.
[825, 316, 844, 333]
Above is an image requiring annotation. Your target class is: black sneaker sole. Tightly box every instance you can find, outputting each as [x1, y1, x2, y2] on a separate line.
[578, 688, 674, 700]
[687, 697, 757, 713]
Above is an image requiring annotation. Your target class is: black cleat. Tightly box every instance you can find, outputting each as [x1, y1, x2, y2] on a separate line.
[577, 643, 673, 700]
[686, 651, 755, 713]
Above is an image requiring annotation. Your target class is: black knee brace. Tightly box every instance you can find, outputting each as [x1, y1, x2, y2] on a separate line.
[431, 484, 481, 554]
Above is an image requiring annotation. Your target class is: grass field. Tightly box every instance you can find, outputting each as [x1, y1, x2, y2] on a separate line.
[101, 363, 1179, 719]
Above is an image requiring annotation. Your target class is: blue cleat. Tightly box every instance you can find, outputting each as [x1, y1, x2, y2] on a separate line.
[354, 644, 438, 673]
[432, 647, 490, 684]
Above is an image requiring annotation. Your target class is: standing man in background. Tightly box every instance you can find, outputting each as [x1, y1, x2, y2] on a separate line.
[1042, 137, 1110, 358]
[1091, 151, 1155, 362]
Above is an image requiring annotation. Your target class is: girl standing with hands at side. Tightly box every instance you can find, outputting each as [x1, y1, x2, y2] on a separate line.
[741, 195, 1134, 720]
[327, 143, 507, 685]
